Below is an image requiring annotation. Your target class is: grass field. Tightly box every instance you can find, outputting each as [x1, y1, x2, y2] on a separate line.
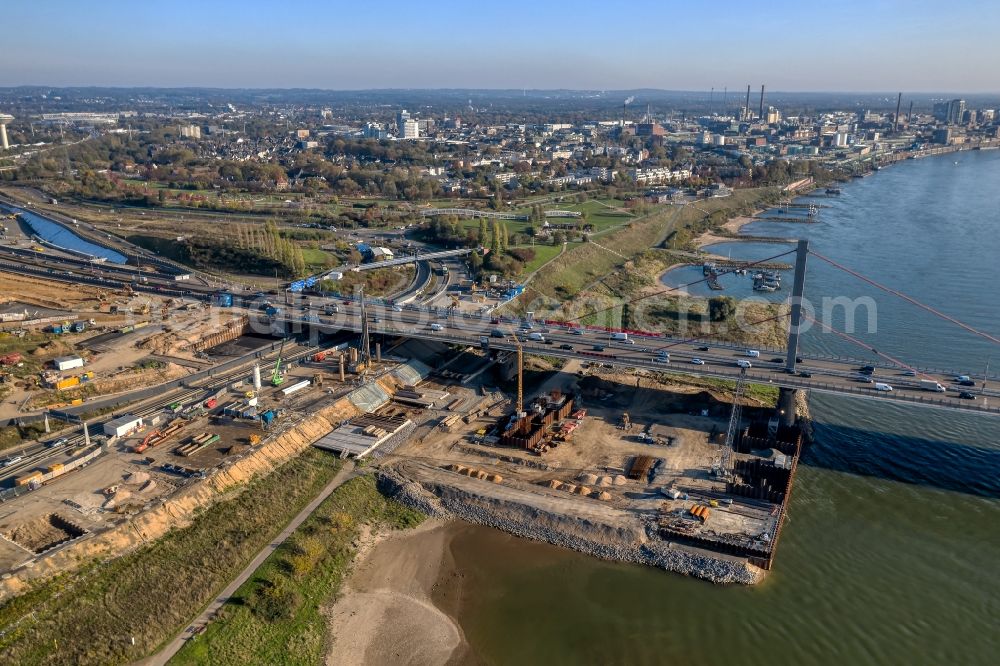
[0, 449, 342, 666]
[520, 188, 780, 308]
[298, 247, 335, 268]
[169, 475, 424, 666]
[514, 242, 567, 275]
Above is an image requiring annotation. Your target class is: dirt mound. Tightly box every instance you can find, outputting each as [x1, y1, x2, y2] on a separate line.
[578, 473, 598, 485]
[613, 475, 628, 486]
[124, 471, 150, 485]
[597, 476, 613, 487]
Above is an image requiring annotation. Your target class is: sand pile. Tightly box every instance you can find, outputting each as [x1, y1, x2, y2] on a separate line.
[578, 473, 599, 485]
[613, 475, 628, 486]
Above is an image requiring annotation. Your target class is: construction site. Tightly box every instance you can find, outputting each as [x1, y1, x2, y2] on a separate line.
[1, 267, 804, 587]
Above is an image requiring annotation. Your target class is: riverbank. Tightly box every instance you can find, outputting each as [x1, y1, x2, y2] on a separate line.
[323, 517, 471, 666]
[378, 462, 763, 586]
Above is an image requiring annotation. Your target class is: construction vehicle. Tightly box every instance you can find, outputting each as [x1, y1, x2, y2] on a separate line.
[132, 429, 162, 454]
[271, 339, 287, 387]
[248, 433, 262, 445]
[620, 412, 631, 431]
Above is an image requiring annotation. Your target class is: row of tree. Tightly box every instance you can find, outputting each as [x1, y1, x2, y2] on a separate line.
[231, 220, 307, 277]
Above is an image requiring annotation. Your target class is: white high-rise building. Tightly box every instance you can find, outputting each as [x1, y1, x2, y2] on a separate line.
[400, 119, 420, 139]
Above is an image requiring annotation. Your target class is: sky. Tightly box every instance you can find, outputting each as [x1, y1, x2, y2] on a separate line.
[5, 0, 1000, 92]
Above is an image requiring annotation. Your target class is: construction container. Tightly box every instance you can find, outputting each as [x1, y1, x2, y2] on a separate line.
[71, 322, 86, 333]
[204, 398, 218, 409]
[80, 371, 95, 381]
[56, 376, 81, 390]
[16, 472, 43, 486]
[46, 463, 65, 474]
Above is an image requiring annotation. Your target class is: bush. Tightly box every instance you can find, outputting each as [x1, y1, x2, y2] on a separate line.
[250, 576, 302, 622]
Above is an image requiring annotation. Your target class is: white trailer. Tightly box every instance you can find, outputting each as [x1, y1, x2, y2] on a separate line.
[53, 355, 85, 371]
[919, 379, 946, 392]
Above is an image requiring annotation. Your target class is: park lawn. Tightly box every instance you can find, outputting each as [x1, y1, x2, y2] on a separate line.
[168, 475, 425, 666]
[514, 242, 566, 275]
[0, 449, 343, 666]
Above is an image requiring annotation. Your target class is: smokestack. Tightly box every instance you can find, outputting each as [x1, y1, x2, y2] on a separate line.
[759, 85, 765, 121]
[253, 364, 262, 390]
[745, 85, 751, 120]
[907, 100, 914, 123]
[894, 92, 902, 133]
[622, 102, 626, 128]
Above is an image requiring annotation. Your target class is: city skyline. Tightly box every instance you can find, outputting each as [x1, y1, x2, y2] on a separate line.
[6, 0, 1000, 92]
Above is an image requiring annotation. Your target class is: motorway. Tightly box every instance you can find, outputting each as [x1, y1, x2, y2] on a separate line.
[268, 297, 1000, 416]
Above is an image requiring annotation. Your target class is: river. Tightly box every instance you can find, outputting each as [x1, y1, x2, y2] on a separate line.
[445, 150, 1000, 665]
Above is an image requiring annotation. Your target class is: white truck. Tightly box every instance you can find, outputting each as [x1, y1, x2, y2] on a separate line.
[610, 332, 629, 342]
[874, 382, 893, 392]
[919, 379, 946, 392]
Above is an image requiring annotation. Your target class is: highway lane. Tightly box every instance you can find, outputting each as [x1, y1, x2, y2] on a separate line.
[2, 250, 996, 417]
[272, 301, 1000, 416]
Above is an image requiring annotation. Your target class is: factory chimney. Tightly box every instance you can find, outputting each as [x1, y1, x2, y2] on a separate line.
[759, 85, 765, 121]
[894, 93, 902, 133]
[744, 85, 751, 121]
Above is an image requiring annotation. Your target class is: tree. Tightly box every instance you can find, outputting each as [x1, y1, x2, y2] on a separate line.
[708, 296, 737, 322]
[478, 218, 489, 246]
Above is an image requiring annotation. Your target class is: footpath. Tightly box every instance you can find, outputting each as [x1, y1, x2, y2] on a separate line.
[140, 460, 359, 666]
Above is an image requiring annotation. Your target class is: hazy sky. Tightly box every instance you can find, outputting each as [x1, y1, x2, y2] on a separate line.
[5, 0, 999, 92]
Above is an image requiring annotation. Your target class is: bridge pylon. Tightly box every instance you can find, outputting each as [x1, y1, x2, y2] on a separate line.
[780, 239, 809, 426]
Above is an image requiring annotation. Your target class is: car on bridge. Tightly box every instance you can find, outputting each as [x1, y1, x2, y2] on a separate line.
[736, 359, 752, 369]
[559, 344, 574, 350]
[959, 391, 976, 400]
[691, 358, 705, 365]
[957, 379, 976, 387]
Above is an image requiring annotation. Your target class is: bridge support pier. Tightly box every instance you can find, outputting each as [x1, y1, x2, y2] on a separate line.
[777, 387, 798, 427]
